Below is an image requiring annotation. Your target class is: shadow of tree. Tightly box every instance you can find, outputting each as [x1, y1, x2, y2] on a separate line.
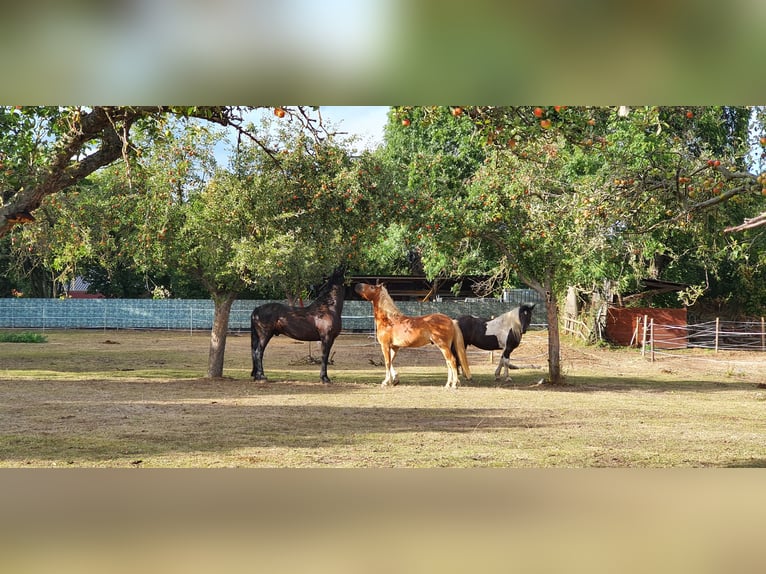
[726, 458, 766, 468]
[0, 401, 545, 464]
[483, 373, 762, 394]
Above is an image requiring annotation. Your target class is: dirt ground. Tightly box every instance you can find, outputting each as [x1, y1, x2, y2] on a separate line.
[2, 327, 764, 385]
[245, 328, 766, 388]
[1, 328, 765, 468]
[227, 327, 766, 386]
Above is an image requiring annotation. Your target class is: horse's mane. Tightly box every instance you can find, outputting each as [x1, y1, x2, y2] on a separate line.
[490, 303, 534, 340]
[502, 307, 523, 339]
[306, 267, 345, 307]
[376, 284, 404, 318]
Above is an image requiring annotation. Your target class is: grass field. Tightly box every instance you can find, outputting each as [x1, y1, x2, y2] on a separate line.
[1, 328, 765, 468]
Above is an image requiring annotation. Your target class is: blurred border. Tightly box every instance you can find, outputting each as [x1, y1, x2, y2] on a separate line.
[1, 0, 762, 104]
[2, 2, 765, 571]
[2, 469, 766, 574]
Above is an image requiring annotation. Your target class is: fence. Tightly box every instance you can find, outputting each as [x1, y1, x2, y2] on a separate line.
[606, 307, 688, 350]
[687, 318, 766, 352]
[634, 315, 766, 360]
[0, 296, 548, 333]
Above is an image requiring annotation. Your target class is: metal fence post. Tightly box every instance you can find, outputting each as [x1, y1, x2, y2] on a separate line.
[641, 314, 648, 357]
[715, 317, 720, 353]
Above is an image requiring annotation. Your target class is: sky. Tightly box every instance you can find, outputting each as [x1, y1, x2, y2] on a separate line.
[318, 106, 390, 152]
[214, 106, 390, 165]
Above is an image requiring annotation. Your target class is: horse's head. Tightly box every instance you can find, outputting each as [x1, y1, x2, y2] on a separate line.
[329, 264, 347, 284]
[354, 282, 380, 302]
[314, 265, 346, 297]
[518, 302, 536, 333]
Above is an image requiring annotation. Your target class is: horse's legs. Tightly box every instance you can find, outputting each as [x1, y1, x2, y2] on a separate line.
[494, 356, 507, 381]
[497, 331, 521, 382]
[495, 353, 514, 382]
[252, 338, 265, 380]
[380, 342, 398, 386]
[437, 344, 460, 389]
[389, 347, 399, 385]
[251, 330, 273, 381]
[319, 336, 335, 384]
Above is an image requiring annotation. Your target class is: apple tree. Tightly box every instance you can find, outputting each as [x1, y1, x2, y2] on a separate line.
[384, 105, 764, 384]
[90, 115, 392, 378]
[467, 105, 764, 381]
[376, 105, 490, 284]
[0, 105, 329, 238]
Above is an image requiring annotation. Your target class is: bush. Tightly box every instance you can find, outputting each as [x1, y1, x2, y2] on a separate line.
[0, 332, 48, 343]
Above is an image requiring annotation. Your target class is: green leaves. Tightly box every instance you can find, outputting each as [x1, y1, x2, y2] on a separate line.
[375, 105, 765, 312]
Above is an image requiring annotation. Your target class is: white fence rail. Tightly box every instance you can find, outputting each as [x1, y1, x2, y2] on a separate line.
[687, 318, 766, 351]
[636, 316, 766, 360]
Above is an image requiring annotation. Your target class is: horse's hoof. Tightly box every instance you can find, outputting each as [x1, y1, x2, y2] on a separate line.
[321, 378, 332, 385]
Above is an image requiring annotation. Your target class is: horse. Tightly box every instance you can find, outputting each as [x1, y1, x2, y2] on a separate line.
[354, 282, 472, 389]
[456, 303, 535, 381]
[251, 266, 345, 384]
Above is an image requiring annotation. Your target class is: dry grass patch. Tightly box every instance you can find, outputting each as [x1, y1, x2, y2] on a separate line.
[1, 329, 765, 467]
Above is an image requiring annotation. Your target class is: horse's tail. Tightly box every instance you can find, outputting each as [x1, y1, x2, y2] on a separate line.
[451, 320, 472, 382]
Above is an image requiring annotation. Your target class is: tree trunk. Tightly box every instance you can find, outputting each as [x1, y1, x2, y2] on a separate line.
[207, 292, 237, 379]
[520, 270, 564, 385]
[543, 279, 564, 384]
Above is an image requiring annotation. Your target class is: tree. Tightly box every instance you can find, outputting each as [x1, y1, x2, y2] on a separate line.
[384, 106, 765, 384]
[190, 125, 393, 377]
[0, 106, 329, 238]
[378, 106, 490, 285]
[88, 116, 391, 378]
[2, 107, 392, 377]
[727, 106, 766, 232]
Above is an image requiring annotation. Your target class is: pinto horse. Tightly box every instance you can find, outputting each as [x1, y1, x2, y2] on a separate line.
[456, 303, 535, 381]
[251, 267, 345, 383]
[355, 282, 471, 388]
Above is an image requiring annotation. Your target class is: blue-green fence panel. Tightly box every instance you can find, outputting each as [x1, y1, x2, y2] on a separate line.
[0, 295, 546, 332]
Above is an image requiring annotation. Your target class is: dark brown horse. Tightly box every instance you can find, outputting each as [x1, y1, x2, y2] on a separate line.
[251, 267, 345, 383]
[355, 282, 472, 388]
[456, 303, 535, 381]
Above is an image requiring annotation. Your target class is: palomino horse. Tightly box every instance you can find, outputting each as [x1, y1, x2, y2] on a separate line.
[355, 282, 471, 388]
[251, 267, 345, 383]
[456, 303, 535, 381]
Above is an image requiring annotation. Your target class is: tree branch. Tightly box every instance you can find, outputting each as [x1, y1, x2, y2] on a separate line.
[481, 231, 546, 295]
[0, 107, 141, 236]
[0, 106, 280, 238]
[725, 210, 766, 232]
